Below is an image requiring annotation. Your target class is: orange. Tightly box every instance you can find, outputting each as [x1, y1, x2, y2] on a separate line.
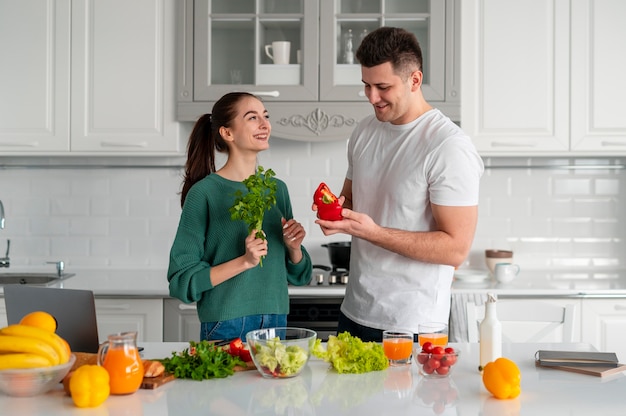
[383, 338, 413, 361]
[19, 311, 58, 333]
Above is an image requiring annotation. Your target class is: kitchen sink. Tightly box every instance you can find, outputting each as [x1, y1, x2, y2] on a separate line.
[0, 272, 75, 286]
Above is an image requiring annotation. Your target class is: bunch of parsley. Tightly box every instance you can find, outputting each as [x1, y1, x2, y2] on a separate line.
[229, 166, 278, 266]
[160, 340, 245, 380]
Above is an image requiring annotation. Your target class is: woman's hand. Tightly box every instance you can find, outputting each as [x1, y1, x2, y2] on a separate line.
[281, 218, 305, 264]
[243, 230, 268, 267]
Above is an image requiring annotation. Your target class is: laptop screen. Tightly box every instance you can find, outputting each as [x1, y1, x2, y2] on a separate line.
[4, 285, 100, 353]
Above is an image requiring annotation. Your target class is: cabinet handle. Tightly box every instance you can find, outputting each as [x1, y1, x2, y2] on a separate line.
[601, 141, 626, 147]
[99, 141, 148, 148]
[614, 305, 626, 310]
[0, 141, 39, 147]
[99, 303, 131, 310]
[247, 91, 280, 98]
[178, 304, 197, 311]
[490, 141, 538, 148]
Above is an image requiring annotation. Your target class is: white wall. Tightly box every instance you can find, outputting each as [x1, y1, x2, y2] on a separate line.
[1, 139, 625, 274]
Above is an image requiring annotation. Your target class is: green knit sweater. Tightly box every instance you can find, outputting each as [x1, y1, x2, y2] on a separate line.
[167, 173, 312, 323]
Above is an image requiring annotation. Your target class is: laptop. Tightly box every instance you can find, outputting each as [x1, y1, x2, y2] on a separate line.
[4, 285, 100, 353]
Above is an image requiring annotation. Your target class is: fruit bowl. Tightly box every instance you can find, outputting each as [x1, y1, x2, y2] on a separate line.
[0, 354, 76, 397]
[246, 327, 316, 379]
[415, 345, 459, 378]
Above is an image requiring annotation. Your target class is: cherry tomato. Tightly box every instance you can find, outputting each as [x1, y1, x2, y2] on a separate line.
[422, 362, 435, 374]
[427, 357, 441, 370]
[444, 347, 455, 354]
[421, 342, 434, 354]
[417, 353, 430, 365]
[432, 346, 445, 359]
[436, 365, 450, 375]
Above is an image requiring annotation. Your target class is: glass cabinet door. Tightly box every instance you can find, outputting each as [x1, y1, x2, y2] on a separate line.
[193, 0, 319, 102]
[319, 0, 446, 102]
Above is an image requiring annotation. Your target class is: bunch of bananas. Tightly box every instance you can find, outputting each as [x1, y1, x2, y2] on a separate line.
[0, 312, 71, 370]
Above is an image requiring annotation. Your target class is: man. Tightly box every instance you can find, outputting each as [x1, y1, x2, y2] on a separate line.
[314, 27, 484, 342]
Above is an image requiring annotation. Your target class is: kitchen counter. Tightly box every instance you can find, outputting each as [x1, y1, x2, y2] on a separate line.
[1, 342, 625, 415]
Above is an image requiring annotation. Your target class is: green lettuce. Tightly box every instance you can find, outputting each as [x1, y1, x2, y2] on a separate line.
[311, 332, 389, 374]
[255, 337, 309, 377]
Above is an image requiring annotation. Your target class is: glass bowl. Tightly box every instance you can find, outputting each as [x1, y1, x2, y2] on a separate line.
[0, 354, 76, 397]
[245, 327, 316, 379]
[414, 348, 460, 378]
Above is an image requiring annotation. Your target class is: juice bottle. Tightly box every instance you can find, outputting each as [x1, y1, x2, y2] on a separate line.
[98, 331, 143, 395]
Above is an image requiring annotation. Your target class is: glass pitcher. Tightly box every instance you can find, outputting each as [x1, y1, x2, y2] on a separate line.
[98, 331, 143, 395]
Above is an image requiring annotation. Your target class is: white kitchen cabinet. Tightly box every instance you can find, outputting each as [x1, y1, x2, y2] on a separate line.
[581, 298, 626, 362]
[163, 298, 200, 342]
[0, 0, 181, 155]
[0, 301, 6, 327]
[461, 0, 626, 155]
[0, 0, 71, 152]
[177, 0, 460, 140]
[95, 298, 163, 343]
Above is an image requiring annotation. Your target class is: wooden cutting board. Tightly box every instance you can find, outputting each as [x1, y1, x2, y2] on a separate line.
[140, 361, 255, 389]
[536, 362, 626, 378]
[140, 372, 177, 389]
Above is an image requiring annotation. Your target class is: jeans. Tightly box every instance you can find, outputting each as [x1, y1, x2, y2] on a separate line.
[200, 314, 287, 341]
[337, 311, 418, 342]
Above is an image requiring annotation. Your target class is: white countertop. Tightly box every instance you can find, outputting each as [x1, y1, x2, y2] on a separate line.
[1, 342, 625, 415]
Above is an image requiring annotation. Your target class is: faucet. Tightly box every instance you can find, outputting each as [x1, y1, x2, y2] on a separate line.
[0, 200, 8, 268]
[0, 239, 9, 268]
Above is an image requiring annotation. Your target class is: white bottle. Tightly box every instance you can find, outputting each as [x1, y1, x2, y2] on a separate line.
[479, 293, 502, 371]
[343, 29, 354, 64]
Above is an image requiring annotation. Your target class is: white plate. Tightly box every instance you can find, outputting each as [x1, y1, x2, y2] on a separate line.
[454, 269, 490, 283]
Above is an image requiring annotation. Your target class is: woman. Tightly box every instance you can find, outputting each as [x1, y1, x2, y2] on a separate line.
[168, 92, 312, 341]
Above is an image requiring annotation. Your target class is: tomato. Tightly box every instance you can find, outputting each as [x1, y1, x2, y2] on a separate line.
[417, 353, 429, 365]
[427, 357, 441, 370]
[229, 338, 244, 355]
[444, 347, 455, 354]
[435, 365, 450, 375]
[421, 342, 434, 354]
[432, 346, 445, 359]
[422, 362, 435, 374]
[239, 347, 252, 363]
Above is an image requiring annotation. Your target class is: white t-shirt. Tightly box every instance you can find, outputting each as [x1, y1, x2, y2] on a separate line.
[342, 109, 484, 333]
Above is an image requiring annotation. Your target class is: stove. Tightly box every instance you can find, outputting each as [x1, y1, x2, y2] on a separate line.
[287, 266, 347, 341]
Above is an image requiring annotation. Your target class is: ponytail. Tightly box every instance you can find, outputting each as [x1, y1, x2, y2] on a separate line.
[180, 92, 259, 207]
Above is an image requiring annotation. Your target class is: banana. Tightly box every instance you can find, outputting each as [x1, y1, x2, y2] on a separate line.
[0, 353, 54, 369]
[0, 334, 60, 365]
[0, 324, 70, 364]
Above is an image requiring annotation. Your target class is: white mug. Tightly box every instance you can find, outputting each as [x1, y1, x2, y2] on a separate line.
[265, 41, 290, 65]
[494, 263, 520, 283]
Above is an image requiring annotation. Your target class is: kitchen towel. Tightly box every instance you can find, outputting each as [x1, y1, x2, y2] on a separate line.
[449, 293, 489, 342]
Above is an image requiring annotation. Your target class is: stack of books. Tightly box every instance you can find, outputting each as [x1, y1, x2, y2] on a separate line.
[535, 350, 626, 377]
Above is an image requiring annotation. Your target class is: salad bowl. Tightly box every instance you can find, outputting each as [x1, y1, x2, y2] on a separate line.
[246, 327, 316, 378]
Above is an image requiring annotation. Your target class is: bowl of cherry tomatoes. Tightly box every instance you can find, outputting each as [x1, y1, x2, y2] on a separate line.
[414, 342, 459, 378]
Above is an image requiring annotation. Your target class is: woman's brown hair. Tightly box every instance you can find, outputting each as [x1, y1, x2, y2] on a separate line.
[180, 92, 258, 206]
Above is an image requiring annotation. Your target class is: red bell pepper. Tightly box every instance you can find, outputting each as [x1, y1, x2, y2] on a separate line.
[314, 182, 343, 221]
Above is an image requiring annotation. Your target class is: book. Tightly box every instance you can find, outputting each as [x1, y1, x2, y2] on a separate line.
[535, 350, 619, 367]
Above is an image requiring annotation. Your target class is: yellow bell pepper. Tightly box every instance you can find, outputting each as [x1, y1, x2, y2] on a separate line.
[69, 365, 111, 408]
[482, 357, 521, 399]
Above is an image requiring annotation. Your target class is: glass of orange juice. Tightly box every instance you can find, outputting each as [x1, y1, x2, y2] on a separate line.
[383, 330, 414, 366]
[418, 322, 449, 346]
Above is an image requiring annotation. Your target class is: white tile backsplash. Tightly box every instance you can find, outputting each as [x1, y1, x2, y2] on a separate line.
[1, 151, 625, 273]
